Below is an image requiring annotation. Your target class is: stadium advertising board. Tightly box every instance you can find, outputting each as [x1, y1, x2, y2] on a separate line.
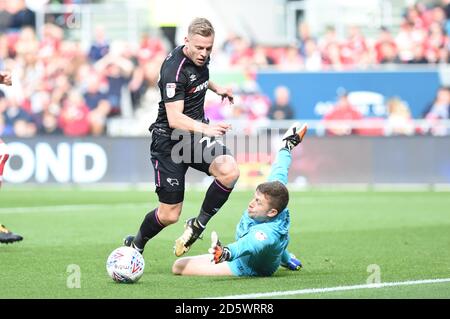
[3, 136, 450, 186]
[257, 70, 441, 119]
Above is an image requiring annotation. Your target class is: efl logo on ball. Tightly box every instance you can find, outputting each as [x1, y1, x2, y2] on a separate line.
[106, 246, 145, 283]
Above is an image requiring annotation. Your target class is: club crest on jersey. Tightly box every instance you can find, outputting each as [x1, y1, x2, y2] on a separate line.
[167, 178, 179, 186]
[166, 83, 176, 98]
[255, 231, 268, 241]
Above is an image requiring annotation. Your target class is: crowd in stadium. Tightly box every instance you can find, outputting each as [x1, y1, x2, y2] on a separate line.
[0, 0, 449, 137]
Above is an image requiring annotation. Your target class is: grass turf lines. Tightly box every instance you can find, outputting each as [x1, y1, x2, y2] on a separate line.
[1, 188, 449, 299]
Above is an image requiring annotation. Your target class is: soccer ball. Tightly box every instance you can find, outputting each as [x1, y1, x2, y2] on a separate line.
[106, 246, 145, 283]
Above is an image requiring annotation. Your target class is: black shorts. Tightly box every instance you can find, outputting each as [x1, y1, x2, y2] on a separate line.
[150, 131, 232, 204]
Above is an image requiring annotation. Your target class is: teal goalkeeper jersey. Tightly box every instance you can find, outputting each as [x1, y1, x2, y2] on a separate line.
[226, 148, 294, 276]
[227, 208, 292, 276]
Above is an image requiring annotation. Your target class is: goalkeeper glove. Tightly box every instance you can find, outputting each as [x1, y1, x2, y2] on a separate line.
[281, 253, 303, 271]
[208, 231, 231, 264]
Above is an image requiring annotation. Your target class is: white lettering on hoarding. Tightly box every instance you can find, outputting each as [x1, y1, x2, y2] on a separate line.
[4, 142, 108, 184]
[72, 143, 107, 183]
[35, 143, 71, 183]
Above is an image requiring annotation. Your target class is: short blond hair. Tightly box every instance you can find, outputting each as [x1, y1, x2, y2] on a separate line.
[188, 18, 215, 37]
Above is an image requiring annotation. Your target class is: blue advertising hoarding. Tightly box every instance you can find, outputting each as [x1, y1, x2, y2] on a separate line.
[256, 70, 441, 119]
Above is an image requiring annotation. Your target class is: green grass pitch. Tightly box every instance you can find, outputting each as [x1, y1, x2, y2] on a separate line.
[1, 188, 449, 299]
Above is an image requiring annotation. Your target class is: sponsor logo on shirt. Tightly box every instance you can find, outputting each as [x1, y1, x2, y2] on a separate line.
[188, 80, 208, 94]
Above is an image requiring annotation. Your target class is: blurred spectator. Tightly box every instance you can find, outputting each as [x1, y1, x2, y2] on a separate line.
[424, 22, 448, 63]
[379, 42, 401, 64]
[13, 118, 36, 137]
[395, 21, 416, 63]
[422, 86, 450, 135]
[322, 42, 345, 70]
[3, 95, 36, 136]
[423, 86, 450, 118]
[0, 35, 8, 64]
[0, 0, 12, 33]
[0, 112, 12, 136]
[342, 26, 369, 67]
[278, 44, 303, 71]
[58, 90, 90, 136]
[426, 22, 447, 50]
[8, 0, 36, 31]
[0, 90, 14, 136]
[268, 86, 295, 120]
[95, 53, 133, 117]
[374, 27, 399, 63]
[303, 38, 322, 70]
[230, 36, 254, 66]
[243, 92, 271, 135]
[408, 44, 428, 64]
[323, 89, 363, 136]
[130, 57, 163, 110]
[88, 25, 110, 63]
[320, 26, 345, 70]
[437, 44, 450, 63]
[430, 5, 447, 27]
[30, 89, 52, 123]
[297, 22, 315, 58]
[88, 99, 110, 136]
[318, 25, 340, 53]
[138, 30, 166, 63]
[386, 97, 414, 135]
[81, 71, 111, 135]
[221, 32, 239, 56]
[83, 72, 109, 110]
[43, 110, 62, 135]
[442, 0, 450, 34]
[405, 4, 428, 29]
[15, 26, 39, 58]
[443, 0, 450, 19]
[50, 74, 71, 111]
[39, 23, 64, 60]
[38, 110, 62, 135]
[252, 45, 275, 68]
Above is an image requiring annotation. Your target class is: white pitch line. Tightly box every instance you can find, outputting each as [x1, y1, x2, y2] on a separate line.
[210, 278, 450, 299]
[0, 203, 149, 214]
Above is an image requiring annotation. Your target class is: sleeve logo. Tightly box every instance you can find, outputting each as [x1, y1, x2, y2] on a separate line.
[166, 83, 176, 98]
[255, 231, 268, 241]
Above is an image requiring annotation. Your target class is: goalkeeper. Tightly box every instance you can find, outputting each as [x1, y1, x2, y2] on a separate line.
[172, 122, 306, 276]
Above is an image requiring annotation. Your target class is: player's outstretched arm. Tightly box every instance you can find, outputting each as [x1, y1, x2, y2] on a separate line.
[209, 229, 269, 264]
[268, 122, 308, 184]
[208, 81, 234, 104]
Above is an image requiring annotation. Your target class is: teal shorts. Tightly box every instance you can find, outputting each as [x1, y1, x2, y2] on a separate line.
[228, 258, 277, 277]
[228, 259, 257, 276]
